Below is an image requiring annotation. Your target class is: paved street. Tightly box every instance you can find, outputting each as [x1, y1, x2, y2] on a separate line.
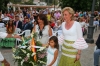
[0, 30, 100, 66]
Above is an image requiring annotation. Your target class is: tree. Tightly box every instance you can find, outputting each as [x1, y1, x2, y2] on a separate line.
[59, 0, 94, 11]
[10, 0, 21, 4]
[0, 0, 10, 12]
[22, 0, 34, 5]
[44, 0, 58, 5]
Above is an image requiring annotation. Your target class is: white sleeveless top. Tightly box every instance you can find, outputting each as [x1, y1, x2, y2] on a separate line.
[35, 25, 49, 44]
[62, 21, 83, 41]
[46, 46, 58, 66]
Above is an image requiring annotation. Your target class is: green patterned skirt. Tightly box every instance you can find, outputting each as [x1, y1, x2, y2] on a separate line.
[0, 38, 15, 47]
[58, 40, 81, 66]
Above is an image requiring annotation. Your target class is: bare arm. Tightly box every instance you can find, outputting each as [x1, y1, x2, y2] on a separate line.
[48, 25, 52, 36]
[48, 50, 58, 66]
[32, 25, 36, 33]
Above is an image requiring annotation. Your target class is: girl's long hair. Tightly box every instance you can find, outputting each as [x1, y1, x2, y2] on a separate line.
[7, 20, 15, 34]
[49, 36, 59, 49]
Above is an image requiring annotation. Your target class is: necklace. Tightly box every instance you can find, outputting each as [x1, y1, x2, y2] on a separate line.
[38, 25, 45, 39]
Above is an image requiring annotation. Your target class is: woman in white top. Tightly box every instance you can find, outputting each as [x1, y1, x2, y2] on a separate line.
[33, 14, 52, 46]
[58, 7, 83, 66]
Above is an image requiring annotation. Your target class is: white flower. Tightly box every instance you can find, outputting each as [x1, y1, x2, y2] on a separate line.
[31, 32, 34, 37]
[38, 47, 45, 51]
[27, 46, 31, 50]
[31, 34, 33, 37]
[31, 52, 36, 56]
[29, 61, 36, 66]
[38, 60, 46, 64]
[12, 48, 16, 52]
[15, 56, 22, 59]
[21, 49, 26, 53]
[13, 54, 22, 59]
[27, 53, 30, 57]
[21, 60, 24, 65]
[18, 45, 21, 48]
[12, 54, 16, 58]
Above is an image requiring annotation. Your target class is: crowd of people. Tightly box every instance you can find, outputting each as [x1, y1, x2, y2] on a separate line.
[0, 7, 100, 66]
[0, 8, 100, 35]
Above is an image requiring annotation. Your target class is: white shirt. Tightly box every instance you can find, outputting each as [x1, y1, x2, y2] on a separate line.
[62, 21, 83, 41]
[0, 32, 7, 61]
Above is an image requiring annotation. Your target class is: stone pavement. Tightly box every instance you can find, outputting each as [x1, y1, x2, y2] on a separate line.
[0, 30, 100, 66]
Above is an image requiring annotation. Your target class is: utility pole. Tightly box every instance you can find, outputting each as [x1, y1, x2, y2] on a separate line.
[85, 0, 96, 43]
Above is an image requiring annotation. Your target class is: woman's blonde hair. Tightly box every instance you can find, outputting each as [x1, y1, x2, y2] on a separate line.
[62, 7, 75, 20]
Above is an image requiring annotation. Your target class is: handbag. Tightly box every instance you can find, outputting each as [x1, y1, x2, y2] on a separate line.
[96, 34, 100, 49]
[72, 38, 88, 50]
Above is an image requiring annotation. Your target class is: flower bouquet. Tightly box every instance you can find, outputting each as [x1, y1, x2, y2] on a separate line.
[12, 32, 47, 66]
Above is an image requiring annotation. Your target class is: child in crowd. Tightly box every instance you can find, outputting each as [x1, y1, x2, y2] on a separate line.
[49, 19, 55, 29]
[46, 36, 59, 66]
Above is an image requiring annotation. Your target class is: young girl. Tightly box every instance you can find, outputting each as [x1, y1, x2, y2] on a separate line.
[46, 36, 59, 66]
[6, 19, 15, 34]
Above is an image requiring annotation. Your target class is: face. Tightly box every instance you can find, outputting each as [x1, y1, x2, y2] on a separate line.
[49, 40, 55, 48]
[15, 17, 19, 21]
[9, 20, 13, 24]
[63, 10, 72, 21]
[25, 19, 29, 23]
[37, 17, 44, 24]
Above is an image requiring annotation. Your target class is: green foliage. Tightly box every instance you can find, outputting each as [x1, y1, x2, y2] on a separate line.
[59, 0, 96, 11]
[0, 0, 9, 12]
[22, 0, 34, 5]
[10, 0, 21, 4]
[44, 0, 58, 5]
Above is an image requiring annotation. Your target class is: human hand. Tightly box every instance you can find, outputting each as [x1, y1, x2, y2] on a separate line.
[13, 34, 21, 39]
[74, 54, 81, 63]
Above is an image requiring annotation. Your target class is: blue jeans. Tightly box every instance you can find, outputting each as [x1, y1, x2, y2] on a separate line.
[94, 49, 100, 66]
